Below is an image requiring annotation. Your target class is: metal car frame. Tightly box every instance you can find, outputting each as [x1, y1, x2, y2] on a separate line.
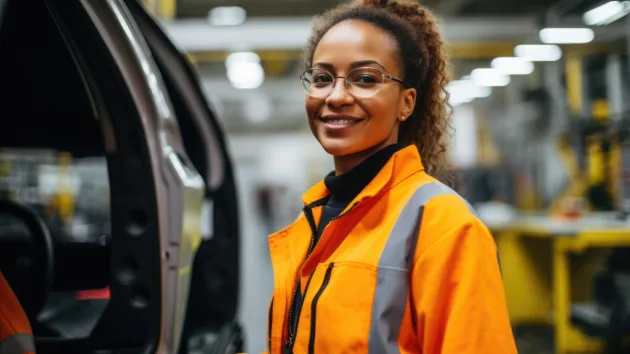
[0, 0, 241, 352]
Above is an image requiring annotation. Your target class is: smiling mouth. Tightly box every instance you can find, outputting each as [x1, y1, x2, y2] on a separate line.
[320, 118, 362, 126]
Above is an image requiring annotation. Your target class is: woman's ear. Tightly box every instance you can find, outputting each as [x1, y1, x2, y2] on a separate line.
[401, 88, 416, 118]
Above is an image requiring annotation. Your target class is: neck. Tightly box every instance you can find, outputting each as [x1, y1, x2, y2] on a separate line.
[333, 139, 396, 175]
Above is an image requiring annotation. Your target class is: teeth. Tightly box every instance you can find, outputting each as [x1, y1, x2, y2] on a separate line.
[325, 119, 355, 125]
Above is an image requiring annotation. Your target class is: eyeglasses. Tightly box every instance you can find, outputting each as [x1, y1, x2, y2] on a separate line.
[300, 67, 405, 99]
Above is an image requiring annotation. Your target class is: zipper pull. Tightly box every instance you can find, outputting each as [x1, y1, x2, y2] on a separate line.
[284, 337, 293, 354]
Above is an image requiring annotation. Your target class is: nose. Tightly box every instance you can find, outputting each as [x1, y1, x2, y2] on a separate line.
[325, 77, 354, 107]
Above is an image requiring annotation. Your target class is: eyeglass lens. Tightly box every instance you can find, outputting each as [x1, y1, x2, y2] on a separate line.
[301, 67, 385, 98]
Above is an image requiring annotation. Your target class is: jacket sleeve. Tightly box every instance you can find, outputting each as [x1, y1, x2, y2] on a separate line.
[410, 217, 517, 354]
[0, 273, 35, 354]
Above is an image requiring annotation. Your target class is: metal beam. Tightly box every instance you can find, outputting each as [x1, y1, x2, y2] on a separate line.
[142, 0, 176, 20]
[185, 41, 625, 64]
[176, 0, 339, 18]
[449, 42, 517, 58]
[186, 41, 522, 64]
[547, 0, 593, 19]
[565, 53, 584, 115]
[157, 0, 176, 21]
[606, 54, 625, 117]
[162, 15, 626, 52]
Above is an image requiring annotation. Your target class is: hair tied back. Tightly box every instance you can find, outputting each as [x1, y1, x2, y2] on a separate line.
[357, 0, 389, 7]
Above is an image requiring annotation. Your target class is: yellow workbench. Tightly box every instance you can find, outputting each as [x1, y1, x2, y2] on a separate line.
[483, 212, 630, 354]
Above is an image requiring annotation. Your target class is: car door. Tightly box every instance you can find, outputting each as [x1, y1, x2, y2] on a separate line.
[126, 3, 242, 353]
[45, 0, 206, 353]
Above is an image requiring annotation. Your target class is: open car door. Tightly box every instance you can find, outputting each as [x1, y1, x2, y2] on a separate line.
[126, 2, 243, 353]
[0, 0, 240, 352]
[46, 0, 207, 352]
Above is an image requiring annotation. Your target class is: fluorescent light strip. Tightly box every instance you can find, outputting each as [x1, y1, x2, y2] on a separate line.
[491, 57, 534, 75]
[209, 6, 247, 26]
[471, 68, 510, 87]
[514, 44, 562, 62]
[539, 27, 594, 44]
[583, 1, 630, 26]
[446, 79, 492, 106]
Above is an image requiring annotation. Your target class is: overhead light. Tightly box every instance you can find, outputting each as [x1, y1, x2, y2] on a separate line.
[446, 81, 474, 106]
[583, 1, 630, 26]
[225, 52, 260, 67]
[470, 68, 510, 87]
[209, 6, 247, 26]
[539, 28, 594, 44]
[227, 62, 264, 89]
[446, 79, 492, 106]
[491, 57, 534, 75]
[225, 52, 265, 89]
[515, 44, 562, 62]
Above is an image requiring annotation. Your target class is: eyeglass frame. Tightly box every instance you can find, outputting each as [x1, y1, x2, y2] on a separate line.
[299, 66, 407, 98]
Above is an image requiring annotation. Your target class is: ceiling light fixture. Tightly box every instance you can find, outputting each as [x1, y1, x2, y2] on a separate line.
[539, 27, 594, 44]
[583, 1, 630, 26]
[470, 68, 510, 87]
[208, 6, 247, 26]
[225, 52, 265, 89]
[491, 57, 535, 75]
[514, 44, 562, 62]
[446, 79, 492, 106]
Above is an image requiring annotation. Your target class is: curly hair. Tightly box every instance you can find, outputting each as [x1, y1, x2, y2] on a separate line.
[303, 0, 454, 184]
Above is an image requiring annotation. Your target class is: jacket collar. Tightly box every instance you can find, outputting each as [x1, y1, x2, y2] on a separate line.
[301, 145, 425, 208]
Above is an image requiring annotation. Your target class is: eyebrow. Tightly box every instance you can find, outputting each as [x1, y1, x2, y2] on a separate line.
[313, 60, 388, 72]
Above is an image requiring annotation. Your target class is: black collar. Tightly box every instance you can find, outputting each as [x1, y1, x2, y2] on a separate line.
[324, 144, 402, 207]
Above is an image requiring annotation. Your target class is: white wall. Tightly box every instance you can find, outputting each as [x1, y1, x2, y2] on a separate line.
[227, 132, 332, 353]
[448, 104, 478, 168]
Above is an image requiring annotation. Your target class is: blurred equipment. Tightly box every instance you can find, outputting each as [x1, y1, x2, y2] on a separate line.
[0, 0, 243, 353]
[583, 122, 616, 212]
[572, 247, 630, 354]
[619, 120, 630, 215]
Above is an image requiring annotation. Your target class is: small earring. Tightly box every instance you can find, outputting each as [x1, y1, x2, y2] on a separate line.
[400, 115, 406, 122]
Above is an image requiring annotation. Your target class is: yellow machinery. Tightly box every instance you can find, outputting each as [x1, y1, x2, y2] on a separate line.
[56, 152, 74, 225]
[45, 152, 75, 228]
[488, 47, 630, 353]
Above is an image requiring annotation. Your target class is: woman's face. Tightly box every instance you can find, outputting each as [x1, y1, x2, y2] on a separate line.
[306, 20, 416, 158]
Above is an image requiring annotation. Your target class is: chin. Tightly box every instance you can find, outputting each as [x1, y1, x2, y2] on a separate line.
[318, 137, 361, 157]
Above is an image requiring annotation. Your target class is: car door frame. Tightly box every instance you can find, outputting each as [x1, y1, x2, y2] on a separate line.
[45, 0, 205, 352]
[127, 3, 242, 348]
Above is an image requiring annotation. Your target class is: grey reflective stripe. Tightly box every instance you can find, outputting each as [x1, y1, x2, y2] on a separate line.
[367, 182, 459, 354]
[0, 334, 35, 354]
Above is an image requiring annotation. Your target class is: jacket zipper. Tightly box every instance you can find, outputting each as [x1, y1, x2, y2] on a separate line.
[285, 200, 358, 353]
[285, 269, 316, 353]
[285, 204, 319, 353]
[268, 297, 273, 353]
[308, 262, 335, 354]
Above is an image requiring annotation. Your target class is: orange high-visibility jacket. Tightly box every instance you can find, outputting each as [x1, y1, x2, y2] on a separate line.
[0, 273, 35, 354]
[266, 146, 516, 354]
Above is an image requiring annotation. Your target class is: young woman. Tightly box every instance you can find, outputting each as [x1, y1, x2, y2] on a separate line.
[265, 0, 517, 353]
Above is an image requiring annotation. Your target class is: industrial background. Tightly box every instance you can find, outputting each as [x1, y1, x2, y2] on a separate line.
[2, 0, 630, 353]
